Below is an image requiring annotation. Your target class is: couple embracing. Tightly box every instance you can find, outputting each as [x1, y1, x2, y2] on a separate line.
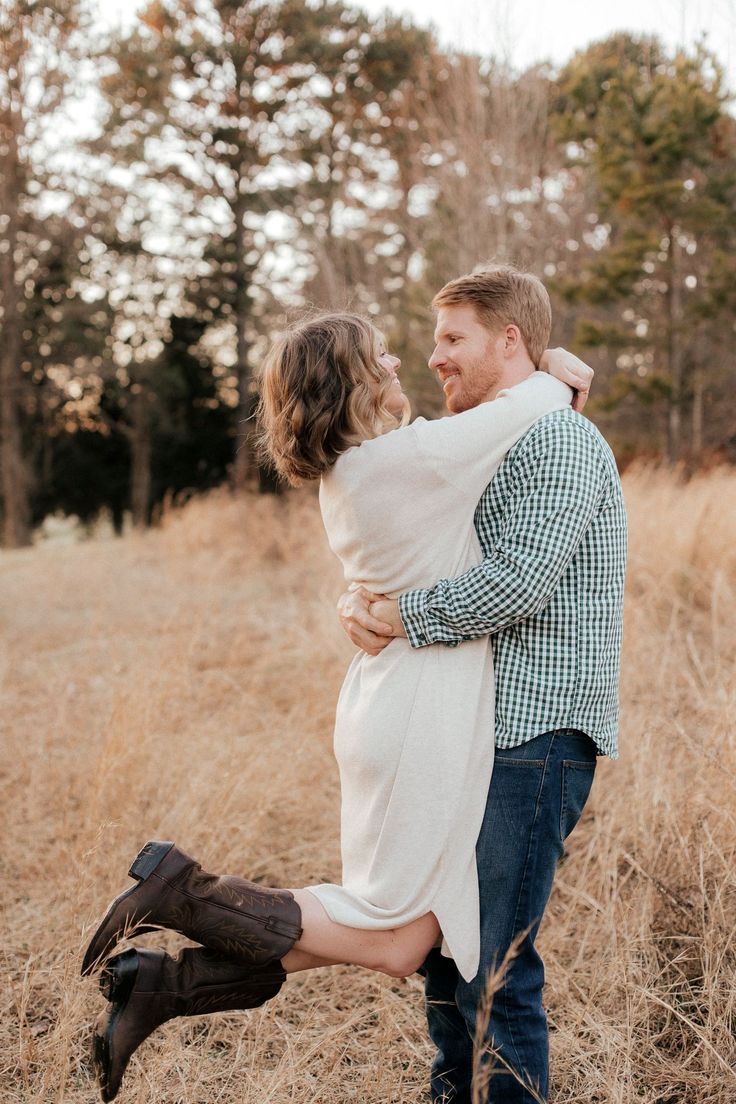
[81, 265, 627, 1103]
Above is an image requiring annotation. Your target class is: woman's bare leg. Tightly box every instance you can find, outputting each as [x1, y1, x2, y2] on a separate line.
[282, 949, 341, 973]
[281, 888, 440, 978]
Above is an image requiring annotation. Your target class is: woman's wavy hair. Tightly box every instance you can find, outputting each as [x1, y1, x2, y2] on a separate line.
[256, 312, 410, 486]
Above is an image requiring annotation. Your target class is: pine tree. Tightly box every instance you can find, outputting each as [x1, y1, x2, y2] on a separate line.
[552, 34, 736, 460]
[0, 0, 113, 544]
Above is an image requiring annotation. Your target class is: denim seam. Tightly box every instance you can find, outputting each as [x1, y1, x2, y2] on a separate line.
[495, 758, 546, 768]
[498, 732, 555, 1096]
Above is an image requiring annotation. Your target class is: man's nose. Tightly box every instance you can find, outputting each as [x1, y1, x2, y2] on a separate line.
[428, 345, 445, 371]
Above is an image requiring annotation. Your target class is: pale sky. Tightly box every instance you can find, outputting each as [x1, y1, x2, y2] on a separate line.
[97, 0, 736, 90]
[358, 0, 736, 79]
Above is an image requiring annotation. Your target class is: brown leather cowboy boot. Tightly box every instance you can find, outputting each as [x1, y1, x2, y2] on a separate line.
[81, 841, 302, 976]
[92, 945, 285, 1102]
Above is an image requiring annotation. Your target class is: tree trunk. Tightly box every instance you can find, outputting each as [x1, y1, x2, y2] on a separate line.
[232, 188, 253, 492]
[666, 230, 684, 463]
[691, 366, 704, 463]
[129, 388, 152, 528]
[0, 345, 30, 548]
[0, 41, 31, 547]
[231, 185, 281, 495]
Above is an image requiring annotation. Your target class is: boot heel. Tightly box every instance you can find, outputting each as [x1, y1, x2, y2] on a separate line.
[100, 949, 139, 1003]
[128, 841, 174, 882]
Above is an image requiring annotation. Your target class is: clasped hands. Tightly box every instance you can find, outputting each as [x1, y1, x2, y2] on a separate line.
[336, 587, 405, 656]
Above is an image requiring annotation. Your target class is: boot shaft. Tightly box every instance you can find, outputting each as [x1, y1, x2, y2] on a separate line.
[103, 946, 286, 1018]
[82, 840, 302, 975]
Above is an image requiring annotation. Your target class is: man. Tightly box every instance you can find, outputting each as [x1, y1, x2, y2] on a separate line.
[338, 265, 627, 1103]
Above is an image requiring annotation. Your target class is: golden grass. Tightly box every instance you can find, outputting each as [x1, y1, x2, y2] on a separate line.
[1, 467, 735, 1103]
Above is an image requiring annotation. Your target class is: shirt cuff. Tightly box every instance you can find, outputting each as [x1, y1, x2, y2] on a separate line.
[398, 588, 461, 648]
[398, 589, 432, 648]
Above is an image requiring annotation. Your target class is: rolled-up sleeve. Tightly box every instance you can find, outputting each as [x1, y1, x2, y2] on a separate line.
[399, 420, 607, 647]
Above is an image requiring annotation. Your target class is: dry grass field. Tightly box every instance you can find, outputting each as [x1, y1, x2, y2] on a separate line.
[1, 466, 735, 1103]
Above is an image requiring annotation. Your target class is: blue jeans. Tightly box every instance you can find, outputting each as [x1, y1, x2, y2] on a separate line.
[422, 729, 597, 1103]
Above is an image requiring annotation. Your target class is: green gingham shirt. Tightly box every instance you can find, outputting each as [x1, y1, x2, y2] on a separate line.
[398, 409, 627, 758]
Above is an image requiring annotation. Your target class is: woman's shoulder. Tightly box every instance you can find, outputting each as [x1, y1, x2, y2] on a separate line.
[321, 419, 432, 492]
[343, 419, 430, 462]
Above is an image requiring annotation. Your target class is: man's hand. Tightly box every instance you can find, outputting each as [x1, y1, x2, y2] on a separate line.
[539, 347, 594, 413]
[368, 599, 406, 640]
[337, 586, 395, 656]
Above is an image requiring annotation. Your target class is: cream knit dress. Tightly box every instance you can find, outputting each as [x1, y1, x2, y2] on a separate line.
[309, 374, 571, 982]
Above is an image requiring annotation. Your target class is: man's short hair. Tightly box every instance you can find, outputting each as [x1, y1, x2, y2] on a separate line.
[432, 265, 552, 366]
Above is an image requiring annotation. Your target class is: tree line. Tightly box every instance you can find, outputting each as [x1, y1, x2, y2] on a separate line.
[1, 0, 735, 546]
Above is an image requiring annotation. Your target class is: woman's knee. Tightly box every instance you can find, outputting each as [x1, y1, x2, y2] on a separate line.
[377, 937, 432, 979]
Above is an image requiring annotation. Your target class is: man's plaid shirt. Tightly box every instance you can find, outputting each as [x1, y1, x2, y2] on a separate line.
[398, 408, 627, 758]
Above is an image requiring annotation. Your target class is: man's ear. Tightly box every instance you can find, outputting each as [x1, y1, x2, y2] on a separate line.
[503, 325, 522, 356]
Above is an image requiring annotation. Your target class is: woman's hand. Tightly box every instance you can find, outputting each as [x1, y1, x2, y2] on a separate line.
[337, 586, 395, 656]
[368, 599, 406, 640]
[539, 348, 594, 413]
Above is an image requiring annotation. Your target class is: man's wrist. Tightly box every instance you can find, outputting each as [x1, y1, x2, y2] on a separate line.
[398, 589, 432, 648]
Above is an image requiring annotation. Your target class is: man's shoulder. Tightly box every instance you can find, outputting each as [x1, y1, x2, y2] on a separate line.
[484, 410, 623, 506]
[523, 407, 608, 443]
[511, 409, 617, 469]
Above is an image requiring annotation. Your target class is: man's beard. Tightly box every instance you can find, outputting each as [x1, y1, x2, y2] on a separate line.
[446, 354, 502, 413]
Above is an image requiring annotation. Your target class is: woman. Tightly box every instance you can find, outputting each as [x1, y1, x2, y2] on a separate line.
[81, 313, 592, 1101]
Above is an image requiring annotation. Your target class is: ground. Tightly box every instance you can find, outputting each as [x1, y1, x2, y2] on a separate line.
[2, 468, 735, 1103]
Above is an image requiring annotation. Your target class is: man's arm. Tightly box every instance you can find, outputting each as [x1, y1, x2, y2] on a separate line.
[398, 417, 608, 647]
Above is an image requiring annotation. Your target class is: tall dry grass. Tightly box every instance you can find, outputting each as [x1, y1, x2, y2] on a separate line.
[1, 467, 735, 1103]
